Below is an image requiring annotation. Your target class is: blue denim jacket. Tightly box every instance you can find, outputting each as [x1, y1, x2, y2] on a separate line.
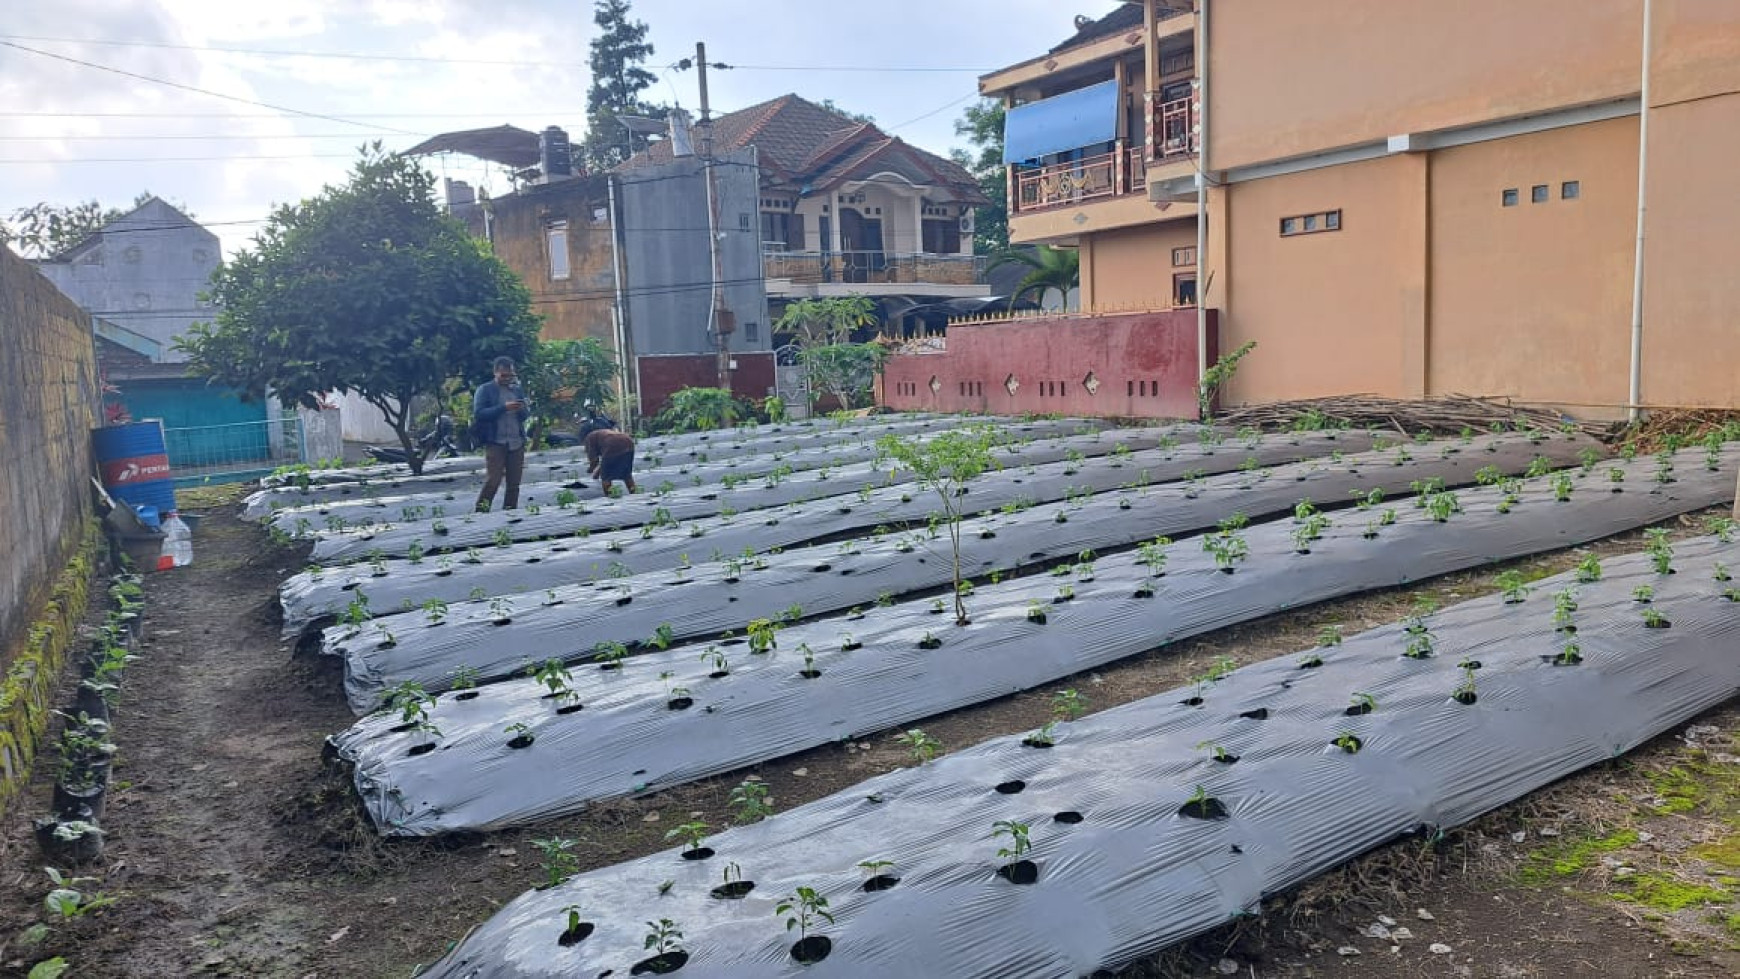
[472, 380, 528, 447]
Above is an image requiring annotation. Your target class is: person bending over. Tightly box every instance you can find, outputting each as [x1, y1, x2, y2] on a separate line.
[584, 428, 637, 496]
[473, 356, 529, 511]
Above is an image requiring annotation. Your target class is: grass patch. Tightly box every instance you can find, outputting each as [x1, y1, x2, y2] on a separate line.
[1694, 834, 1740, 870]
[1519, 828, 1639, 885]
[1643, 757, 1740, 818]
[1611, 873, 1730, 912]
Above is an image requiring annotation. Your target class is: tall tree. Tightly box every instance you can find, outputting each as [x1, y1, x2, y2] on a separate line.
[987, 245, 1079, 310]
[176, 146, 539, 475]
[582, 0, 661, 172]
[950, 99, 1008, 255]
[1, 191, 189, 258]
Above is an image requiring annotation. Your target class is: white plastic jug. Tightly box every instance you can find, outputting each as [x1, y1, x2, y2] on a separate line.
[161, 512, 193, 568]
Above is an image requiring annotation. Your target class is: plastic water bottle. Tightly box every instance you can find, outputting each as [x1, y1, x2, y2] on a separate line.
[161, 512, 193, 568]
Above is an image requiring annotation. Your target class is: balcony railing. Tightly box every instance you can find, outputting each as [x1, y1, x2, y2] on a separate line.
[1154, 95, 1198, 161]
[1014, 150, 1120, 213]
[763, 250, 985, 286]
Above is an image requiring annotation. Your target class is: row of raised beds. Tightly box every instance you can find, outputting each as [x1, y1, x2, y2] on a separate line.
[327, 444, 1739, 835]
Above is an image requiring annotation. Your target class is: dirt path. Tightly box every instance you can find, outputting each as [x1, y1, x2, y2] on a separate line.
[0, 490, 1735, 978]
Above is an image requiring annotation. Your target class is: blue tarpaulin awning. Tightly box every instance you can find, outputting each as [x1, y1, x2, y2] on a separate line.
[1002, 79, 1119, 164]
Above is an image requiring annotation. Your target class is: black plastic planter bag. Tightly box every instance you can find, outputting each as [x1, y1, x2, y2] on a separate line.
[283, 427, 1375, 637]
[326, 431, 1596, 710]
[412, 531, 1740, 978]
[296, 418, 1120, 562]
[274, 420, 1152, 547]
[328, 440, 1714, 833]
[245, 415, 1088, 521]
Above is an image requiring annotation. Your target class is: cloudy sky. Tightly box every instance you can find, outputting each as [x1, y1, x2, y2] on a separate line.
[1, 0, 1122, 254]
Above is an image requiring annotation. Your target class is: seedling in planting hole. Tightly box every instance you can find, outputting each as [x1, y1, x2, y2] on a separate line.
[895, 728, 941, 764]
[1333, 731, 1363, 754]
[929, 597, 946, 614]
[642, 918, 684, 961]
[1410, 477, 1446, 504]
[666, 821, 709, 854]
[1317, 624, 1344, 647]
[504, 721, 533, 747]
[1025, 720, 1057, 747]
[1495, 570, 1530, 604]
[1349, 691, 1377, 714]
[747, 618, 780, 654]
[1452, 667, 1478, 705]
[992, 819, 1032, 860]
[799, 644, 819, 676]
[1054, 583, 1075, 603]
[728, 779, 773, 824]
[1716, 563, 1733, 583]
[593, 640, 630, 669]
[1197, 740, 1236, 763]
[648, 624, 676, 651]
[1708, 517, 1738, 544]
[1424, 490, 1460, 522]
[1641, 607, 1670, 628]
[1633, 584, 1655, 603]
[1525, 455, 1552, 478]
[1554, 640, 1584, 666]
[1298, 652, 1324, 669]
[1575, 555, 1603, 582]
[1546, 471, 1575, 503]
[1202, 529, 1250, 572]
[1025, 601, 1048, 624]
[488, 597, 513, 624]
[1403, 630, 1435, 659]
[779, 603, 804, 624]
[857, 859, 895, 883]
[530, 659, 576, 701]
[916, 630, 942, 650]
[448, 665, 480, 691]
[1377, 507, 1398, 526]
[776, 886, 834, 949]
[700, 646, 728, 675]
[340, 591, 371, 626]
[382, 680, 435, 725]
[1051, 689, 1087, 722]
[531, 837, 579, 887]
[422, 599, 448, 625]
[1578, 447, 1601, 473]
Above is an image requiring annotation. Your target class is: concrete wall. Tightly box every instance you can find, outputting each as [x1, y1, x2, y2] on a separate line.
[34, 199, 219, 363]
[619, 149, 772, 356]
[0, 245, 99, 695]
[637, 353, 777, 419]
[1207, 0, 1642, 170]
[490, 177, 617, 347]
[880, 309, 1211, 419]
[1079, 218, 1197, 312]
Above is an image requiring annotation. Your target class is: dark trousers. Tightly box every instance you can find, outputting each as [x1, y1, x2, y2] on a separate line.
[476, 443, 526, 511]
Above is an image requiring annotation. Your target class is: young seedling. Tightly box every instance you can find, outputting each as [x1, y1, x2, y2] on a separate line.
[1495, 570, 1530, 604]
[592, 640, 630, 670]
[1716, 562, 1733, 583]
[1549, 471, 1575, 502]
[775, 887, 835, 961]
[1052, 689, 1087, 722]
[875, 426, 1001, 625]
[1332, 731, 1364, 754]
[1452, 667, 1478, 705]
[799, 644, 819, 677]
[648, 623, 676, 651]
[1024, 720, 1057, 748]
[1633, 583, 1655, 603]
[1317, 624, 1344, 647]
[727, 779, 773, 824]
[530, 836, 580, 888]
[504, 721, 534, 748]
[640, 919, 685, 969]
[1025, 600, 1048, 625]
[857, 860, 897, 890]
[1641, 607, 1671, 629]
[991, 819, 1032, 860]
[894, 728, 941, 764]
[746, 617, 780, 654]
[448, 665, 480, 691]
[1347, 691, 1377, 715]
[666, 820, 710, 856]
[1553, 640, 1584, 666]
[1196, 740, 1237, 763]
[1575, 555, 1603, 582]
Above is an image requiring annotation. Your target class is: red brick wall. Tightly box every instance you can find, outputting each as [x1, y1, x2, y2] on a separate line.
[636, 353, 777, 418]
[878, 309, 1216, 420]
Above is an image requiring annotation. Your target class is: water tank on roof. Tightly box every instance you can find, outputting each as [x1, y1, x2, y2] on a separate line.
[540, 126, 573, 180]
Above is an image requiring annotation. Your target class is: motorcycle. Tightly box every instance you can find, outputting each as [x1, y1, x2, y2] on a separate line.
[366, 415, 460, 466]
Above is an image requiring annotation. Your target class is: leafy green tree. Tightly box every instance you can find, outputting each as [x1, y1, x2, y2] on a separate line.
[654, 387, 753, 433]
[950, 99, 1008, 255]
[1, 192, 189, 258]
[774, 295, 877, 348]
[582, 0, 662, 172]
[521, 337, 619, 442]
[818, 99, 875, 125]
[177, 146, 539, 474]
[800, 343, 887, 411]
[875, 425, 1001, 624]
[987, 245, 1079, 310]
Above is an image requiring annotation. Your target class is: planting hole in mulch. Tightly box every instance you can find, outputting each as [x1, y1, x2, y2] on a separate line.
[811, 564, 830, 573]
[556, 703, 584, 715]
[1645, 617, 1673, 629]
[1132, 585, 1155, 598]
[389, 721, 418, 734]
[680, 847, 714, 861]
[629, 951, 688, 974]
[1452, 691, 1478, 705]
[455, 691, 480, 701]
[525, 557, 541, 564]
[1178, 796, 1230, 820]
[798, 669, 821, 679]
[557, 921, 595, 947]
[1240, 708, 1270, 720]
[708, 670, 730, 679]
[1213, 752, 1241, 765]
[1181, 695, 1204, 707]
[507, 735, 535, 749]
[860, 875, 899, 892]
[614, 595, 632, 606]
[996, 860, 1039, 885]
[1053, 811, 1084, 825]
[1333, 735, 1364, 754]
[917, 636, 942, 650]
[599, 662, 622, 671]
[667, 697, 694, 711]
[407, 743, 436, 757]
[1344, 702, 1373, 716]
[994, 779, 1026, 795]
[1545, 651, 1584, 666]
[790, 936, 832, 965]
[710, 880, 755, 899]
[1021, 735, 1054, 749]
[491, 617, 511, 626]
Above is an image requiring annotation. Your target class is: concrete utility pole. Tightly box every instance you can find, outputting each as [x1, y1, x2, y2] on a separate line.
[694, 42, 734, 393]
[1626, 0, 1653, 424]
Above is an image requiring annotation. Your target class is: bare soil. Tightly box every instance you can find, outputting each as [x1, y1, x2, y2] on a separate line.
[0, 487, 1735, 978]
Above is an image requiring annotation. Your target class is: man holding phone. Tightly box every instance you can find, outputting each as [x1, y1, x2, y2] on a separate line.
[472, 356, 531, 512]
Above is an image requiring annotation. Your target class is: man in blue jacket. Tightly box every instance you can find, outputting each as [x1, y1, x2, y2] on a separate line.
[473, 356, 530, 512]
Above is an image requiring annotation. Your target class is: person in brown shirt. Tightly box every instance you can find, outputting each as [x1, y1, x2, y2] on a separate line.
[583, 429, 638, 496]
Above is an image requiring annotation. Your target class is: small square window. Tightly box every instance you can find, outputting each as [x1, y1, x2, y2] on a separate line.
[1280, 217, 1298, 235]
[1502, 189, 1519, 207]
[1531, 185, 1549, 204]
[1303, 214, 1318, 232]
[1324, 210, 1341, 230]
[1562, 180, 1580, 200]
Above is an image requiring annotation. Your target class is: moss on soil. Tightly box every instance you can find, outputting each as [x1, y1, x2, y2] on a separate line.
[1694, 834, 1740, 869]
[1519, 828, 1640, 885]
[1643, 756, 1740, 819]
[1610, 873, 1730, 912]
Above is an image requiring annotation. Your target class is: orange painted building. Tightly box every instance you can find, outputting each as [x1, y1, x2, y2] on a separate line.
[973, 0, 1740, 418]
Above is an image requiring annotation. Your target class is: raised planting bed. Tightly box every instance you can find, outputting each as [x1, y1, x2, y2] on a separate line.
[282, 427, 1372, 637]
[325, 443, 1727, 833]
[411, 532, 1740, 977]
[243, 415, 1073, 520]
[325, 430, 1586, 710]
[271, 419, 1141, 546]
[293, 418, 1114, 561]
